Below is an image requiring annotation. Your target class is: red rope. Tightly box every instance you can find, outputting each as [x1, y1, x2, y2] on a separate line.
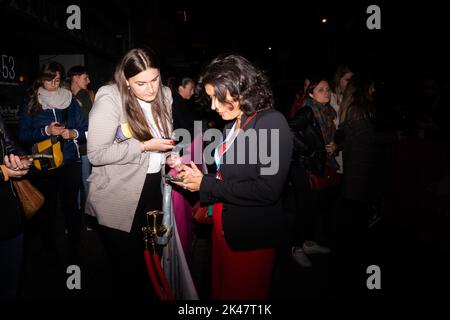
[144, 249, 174, 300]
[152, 251, 174, 300]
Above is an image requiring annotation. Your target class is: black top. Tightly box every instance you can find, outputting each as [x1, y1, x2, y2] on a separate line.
[172, 91, 199, 141]
[75, 89, 93, 155]
[199, 109, 293, 251]
[288, 106, 326, 176]
[0, 115, 24, 239]
[339, 113, 395, 202]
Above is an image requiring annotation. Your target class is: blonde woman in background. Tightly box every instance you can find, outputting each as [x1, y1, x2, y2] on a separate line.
[330, 65, 353, 174]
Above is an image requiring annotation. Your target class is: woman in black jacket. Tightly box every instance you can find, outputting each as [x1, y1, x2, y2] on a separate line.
[334, 75, 395, 295]
[288, 77, 337, 267]
[338, 76, 383, 230]
[0, 114, 32, 299]
[336, 76, 397, 235]
[288, 99, 327, 267]
[172, 54, 292, 299]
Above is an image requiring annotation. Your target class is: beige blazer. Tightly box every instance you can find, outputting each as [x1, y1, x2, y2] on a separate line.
[85, 84, 172, 232]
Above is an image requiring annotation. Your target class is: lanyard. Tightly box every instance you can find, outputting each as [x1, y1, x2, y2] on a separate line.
[214, 112, 258, 180]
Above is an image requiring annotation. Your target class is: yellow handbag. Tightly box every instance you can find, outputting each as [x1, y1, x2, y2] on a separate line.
[32, 136, 64, 171]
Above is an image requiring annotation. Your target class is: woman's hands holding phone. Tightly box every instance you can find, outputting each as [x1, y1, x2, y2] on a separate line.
[48, 122, 65, 136]
[3, 154, 32, 178]
[141, 138, 175, 152]
[171, 161, 203, 192]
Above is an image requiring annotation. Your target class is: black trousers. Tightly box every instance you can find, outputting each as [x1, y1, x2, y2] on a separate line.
[27, 162, 82, 262]
[291, 164, 340, 246]
[331, 197, 375, 297]
[96, 172, 162, 300]
[290, 164, 315, 245]
[333, 197, 374, 252]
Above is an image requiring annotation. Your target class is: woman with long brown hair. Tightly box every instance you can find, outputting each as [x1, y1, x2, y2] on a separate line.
[85, 47, 175, 299]
[334, 75, 393, 296]
[330, 64, 353, 174]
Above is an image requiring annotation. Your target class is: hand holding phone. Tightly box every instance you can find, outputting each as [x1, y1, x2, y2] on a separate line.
[141, 138, 175, 152]
[49, 122, 65, 136]
[162, 174, 183, 182]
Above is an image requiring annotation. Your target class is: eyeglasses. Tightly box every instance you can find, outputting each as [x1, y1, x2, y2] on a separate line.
[44, 78, 61, 86]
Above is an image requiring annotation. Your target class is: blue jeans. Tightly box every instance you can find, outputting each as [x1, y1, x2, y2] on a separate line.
[81, 155, 91, 197]
[78, 155, 91, 209]
[0, 233, 23, 299]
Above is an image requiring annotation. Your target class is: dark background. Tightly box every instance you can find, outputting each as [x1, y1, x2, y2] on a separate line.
[1, 0, 449, 113]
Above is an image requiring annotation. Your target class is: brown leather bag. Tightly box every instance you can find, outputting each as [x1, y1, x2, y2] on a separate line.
[12, 179, 44, 220]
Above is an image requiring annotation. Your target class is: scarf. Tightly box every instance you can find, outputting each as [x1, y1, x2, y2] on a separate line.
[38, 87, 72, 110]
[306, 98, 338, 168]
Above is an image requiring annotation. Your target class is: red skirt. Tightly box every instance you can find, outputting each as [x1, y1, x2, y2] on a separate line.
[211, 203, 275, 300]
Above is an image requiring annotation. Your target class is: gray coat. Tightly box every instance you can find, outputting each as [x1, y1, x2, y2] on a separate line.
[85, 84, 172, 232]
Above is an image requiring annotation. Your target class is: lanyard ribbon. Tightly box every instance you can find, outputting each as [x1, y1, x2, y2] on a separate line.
[214, 112, 258, 180]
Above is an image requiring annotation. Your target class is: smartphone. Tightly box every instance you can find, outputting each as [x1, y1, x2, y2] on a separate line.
[19, 154, 54, 160]
[162, 174, 183, 182]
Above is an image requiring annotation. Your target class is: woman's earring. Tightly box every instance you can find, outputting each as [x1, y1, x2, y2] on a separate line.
[127, 86, 130, 90]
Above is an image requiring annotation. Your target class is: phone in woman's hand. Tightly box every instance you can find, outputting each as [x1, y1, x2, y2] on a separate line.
[19, 154, 53, 160]
[162, 174, 183, 182]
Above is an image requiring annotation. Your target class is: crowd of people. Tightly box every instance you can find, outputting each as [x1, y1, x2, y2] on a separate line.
[2, 45, 444, 300]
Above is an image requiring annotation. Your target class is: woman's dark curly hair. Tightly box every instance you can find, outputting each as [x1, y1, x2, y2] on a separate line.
[197, 54, 273, 114]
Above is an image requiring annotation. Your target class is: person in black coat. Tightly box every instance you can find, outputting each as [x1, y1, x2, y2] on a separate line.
[171, 54, 292, 299]
[287, 77, 337, 268]
[0, 114, 33, 299]
[171, 77, 198, 139]
[337, 75, 392, 229]
[288, 100, 327, 267]
[333, 75, 397, 295]
[67, 65, 93, 206]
